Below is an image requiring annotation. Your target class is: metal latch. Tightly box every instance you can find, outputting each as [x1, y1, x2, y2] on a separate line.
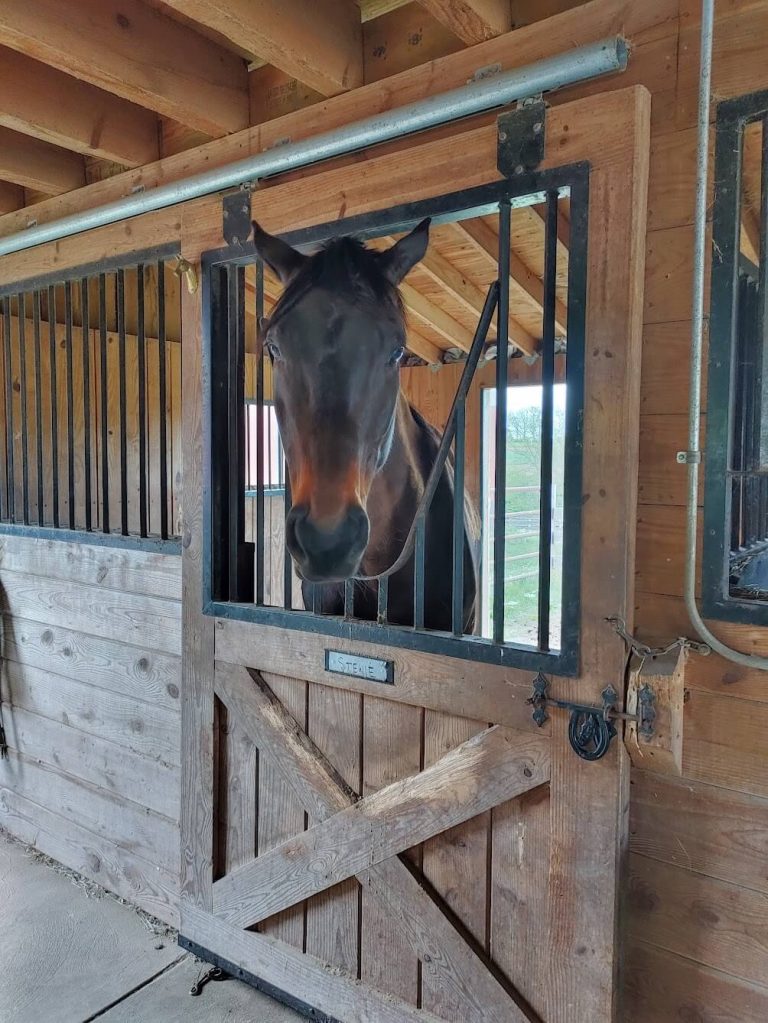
[497, 98, 546, 178]
[528, 673, 656, 761]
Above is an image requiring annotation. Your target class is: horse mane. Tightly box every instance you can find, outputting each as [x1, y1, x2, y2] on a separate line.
[269, 237, 404, 328]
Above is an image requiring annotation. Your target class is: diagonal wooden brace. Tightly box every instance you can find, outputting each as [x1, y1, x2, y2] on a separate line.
[212, 662, 550, 1023]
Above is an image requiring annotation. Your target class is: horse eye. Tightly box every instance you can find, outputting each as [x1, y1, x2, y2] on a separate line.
[265, 341, 281, 361]
[390, 345, 406, 366]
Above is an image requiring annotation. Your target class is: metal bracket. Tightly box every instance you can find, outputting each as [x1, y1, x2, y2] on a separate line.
[222, 186, 253, 246]
[497, 99, 546, 178]
[676, 450, 702, 464]
[528, 673, 656, 761]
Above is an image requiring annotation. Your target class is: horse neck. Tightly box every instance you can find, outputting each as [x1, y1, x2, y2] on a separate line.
[360, 392, 424, 577]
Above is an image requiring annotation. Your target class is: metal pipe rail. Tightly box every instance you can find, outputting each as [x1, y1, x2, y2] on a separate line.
[0, 38, 626, 258]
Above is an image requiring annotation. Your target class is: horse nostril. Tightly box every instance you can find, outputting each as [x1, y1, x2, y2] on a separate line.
[286, 503, 370, 579]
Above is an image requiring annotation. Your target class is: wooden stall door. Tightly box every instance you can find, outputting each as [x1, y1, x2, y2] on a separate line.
[180, 85, 650, 1023]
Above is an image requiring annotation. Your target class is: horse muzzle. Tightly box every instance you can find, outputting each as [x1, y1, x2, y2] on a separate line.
[285, 503, 370, 583]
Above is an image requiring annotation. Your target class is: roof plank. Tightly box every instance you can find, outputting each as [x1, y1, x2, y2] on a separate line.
[161, 0, 363, 97]
[416, 0, 511, 44]
[0, 0, 249, 137]
[0, 47, 158, 167]
[0, 126, 85, 195]
[0, 181, 24, 215]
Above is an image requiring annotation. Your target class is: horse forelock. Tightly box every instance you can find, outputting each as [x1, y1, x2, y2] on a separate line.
[268, 237, 404, 330]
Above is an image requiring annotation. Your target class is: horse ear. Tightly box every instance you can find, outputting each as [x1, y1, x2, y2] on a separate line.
[252, 221, 307, 285]
[381, 218, 430, 284]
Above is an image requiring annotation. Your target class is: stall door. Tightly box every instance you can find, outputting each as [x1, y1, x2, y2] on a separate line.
[179, 84, 650, 1023]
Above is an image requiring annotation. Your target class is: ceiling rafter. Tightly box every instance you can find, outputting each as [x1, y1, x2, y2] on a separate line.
[0, 126, 85, 195]
[159, 0, 363, 98]
[0, 181, 24, 215]
[416, 0, 511, 44]
[0, 0, 249, 138]
[454, 219, 569, 337]
[0, 47, 159, 168]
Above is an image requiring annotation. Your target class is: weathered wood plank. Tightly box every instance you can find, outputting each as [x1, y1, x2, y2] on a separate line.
[421, 710, 490, 1015]
[360, 698, 421, 1005]
[214, 617, 538, 732]
[4, 659, 178, 764]
[0, 535, 181, 599]
[1, 751, 178, 872]
[0, 786, 179, 927]
[630, 770, 768, 895]
[213, 721, 549, 928]
[304, 682, 360, 974]
[628, 853, 768, 987]
[623, 938, 768, 1023]
[3, 704, 179, 820]
[0, 614, 180, 711]
[181, 902, 447, 1023]
[0, 571, 181, 655]
[257, 673, 307, 948]
[683, 690, 768, 799]
[179, 266, 215, 911]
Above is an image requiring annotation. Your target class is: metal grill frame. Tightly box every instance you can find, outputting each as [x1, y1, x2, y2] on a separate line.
[0, 242, 182, 555]
[202, 164, 589, 674]
[703, 88, 768, 624]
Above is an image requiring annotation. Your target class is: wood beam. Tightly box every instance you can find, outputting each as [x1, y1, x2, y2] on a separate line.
[741, 215, 760, 267]
[359, 0, 411, 20]
[0, 126, 85, 195]
[0, 0, 249, 138]
[384, 235, 537, 356]
[161, 0, 363, 98]
[455, 219, 569, 337]
[0, 48, 159, 167]
[417, 0, 512, 44]
[0, 181, 24, 215]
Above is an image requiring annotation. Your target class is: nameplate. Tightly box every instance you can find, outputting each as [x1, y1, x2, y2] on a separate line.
[324, 650, 394, 685]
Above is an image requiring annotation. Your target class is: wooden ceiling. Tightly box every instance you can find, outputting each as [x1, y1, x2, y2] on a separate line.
[0, 1, 587, 360]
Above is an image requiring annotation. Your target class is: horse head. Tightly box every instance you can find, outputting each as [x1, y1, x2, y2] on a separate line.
[252, 219, 430, 583]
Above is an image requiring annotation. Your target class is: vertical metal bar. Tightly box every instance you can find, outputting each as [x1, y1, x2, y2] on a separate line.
[81, 278, 92, 531]
[18, 293, 30, 524]
[136, 264, 148, 537]
[758, 114, 768, 470]
[64, 283, 75, 529]
[344, 578, 355, 619]
[255, 261, 265, 604]
[283, 474, 293, 609]
[117, 268, 128, 535]
[33, 291, 44, 525]
[377, 575, 389, 624]
[98, 275, 109, 534]
[157, 260, 168, 540]
[413, 519, 426, 629]
[227, 266, 248, 600]
[493, 198, 511, 644]
[3, 297, 15, 522]
[537, 191, 558, 651]
[48, 285, 59, 528]
[451, 402, 466, 635]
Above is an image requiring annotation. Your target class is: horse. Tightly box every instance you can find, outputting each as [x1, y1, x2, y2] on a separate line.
[251, 219, 479, 633]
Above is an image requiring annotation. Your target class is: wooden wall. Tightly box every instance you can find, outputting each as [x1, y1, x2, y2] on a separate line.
[591, 2, 768, 1019]
[0, 536, 181, 926]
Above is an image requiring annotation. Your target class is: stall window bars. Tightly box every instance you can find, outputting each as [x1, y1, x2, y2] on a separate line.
[203, 167, 588, 674]
[0, 246, 182, 553]
[704, 89, 768, 623]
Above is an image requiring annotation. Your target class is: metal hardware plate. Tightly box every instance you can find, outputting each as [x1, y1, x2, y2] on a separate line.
[497, 101, 547, 178]
[325, 650, 394, 684]
[222, 189, 252, 246]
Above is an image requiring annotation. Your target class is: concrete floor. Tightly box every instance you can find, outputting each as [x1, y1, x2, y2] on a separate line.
[0, 833, 302, 1022]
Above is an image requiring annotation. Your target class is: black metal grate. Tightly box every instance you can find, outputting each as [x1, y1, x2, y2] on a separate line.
[0, 247, 181, 552]
[203, 169, 588, 674]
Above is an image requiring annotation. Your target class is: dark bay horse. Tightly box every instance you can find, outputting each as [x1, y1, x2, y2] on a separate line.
[252, 219, 478, 633]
